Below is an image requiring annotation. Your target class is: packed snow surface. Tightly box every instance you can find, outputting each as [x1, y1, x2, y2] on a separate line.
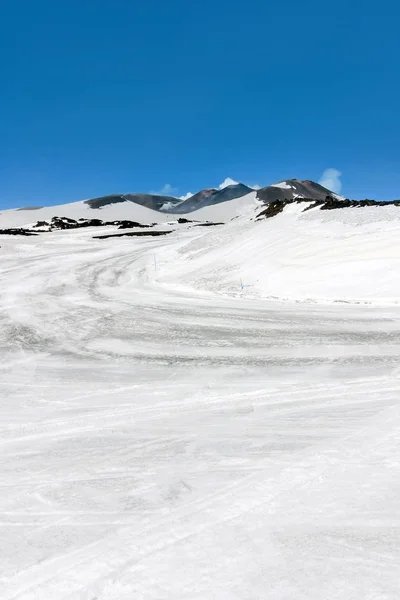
[160, 200, 400, 303]
[1, 202, 400, 599]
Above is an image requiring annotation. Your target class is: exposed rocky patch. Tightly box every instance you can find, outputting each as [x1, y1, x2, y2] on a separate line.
[93, 230, 173, 240]
[256, 196, 400, 219]
[0, 228, 39, 236]
[317, 197, 400, 210]
[1, 216, 222, 241]
[33, 216, 153, 231]
[114, 220, 152, 229]
[192, 222, 225, 227]
[256, 200, 286, 219]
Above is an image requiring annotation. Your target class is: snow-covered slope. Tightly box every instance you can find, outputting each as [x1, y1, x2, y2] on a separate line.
[0, 199, 172, 228]
[2, 194, 400, 303]
[2, 199, 400, 599]
[156, 201, 400, 303]
[183, 191, 260, 221]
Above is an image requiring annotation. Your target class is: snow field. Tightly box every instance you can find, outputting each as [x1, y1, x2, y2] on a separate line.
[1, 202, 400, 598]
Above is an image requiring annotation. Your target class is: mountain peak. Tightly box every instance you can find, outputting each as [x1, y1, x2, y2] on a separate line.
[160, 183, 254, 214]
[257, 179, 343, 203]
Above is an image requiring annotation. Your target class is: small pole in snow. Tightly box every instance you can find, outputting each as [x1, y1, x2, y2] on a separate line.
[240, 278, 244, 290]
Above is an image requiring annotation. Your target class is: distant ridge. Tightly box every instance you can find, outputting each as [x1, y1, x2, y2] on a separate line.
[7, 178, 352, 220]
[82, 184, 255, 214]
[83, 180, 345, 216]
[85, 193, 182, 212]
[164, 183, 255, 213]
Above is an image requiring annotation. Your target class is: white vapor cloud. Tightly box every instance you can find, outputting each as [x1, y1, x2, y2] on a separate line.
[179, 192, 194, 201]
[160, 184, 177, 195]
[151, 183, 178, 196]
[318, 168, 342, 194]
[218, 177, 239, 190]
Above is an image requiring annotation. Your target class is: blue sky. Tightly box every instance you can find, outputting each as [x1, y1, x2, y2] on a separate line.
[1, 0, 399, 208]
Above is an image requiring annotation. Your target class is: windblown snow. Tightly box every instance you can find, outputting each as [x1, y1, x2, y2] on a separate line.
[1, 196, 400, 599]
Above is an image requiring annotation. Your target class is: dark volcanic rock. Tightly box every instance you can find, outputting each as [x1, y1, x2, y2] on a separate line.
[93, 230, 173, 239]
[50, 217, 83, 229]
[33, 217, 152, 231]
[0, 228, 39, 236]
[256, 196, 400, 219]
[193, 222, 225, 227]
[256, 200, 286, 219]
[35, 217, 106, 230]
[81, 219, 104, 227]
[115, 220, 150, 229]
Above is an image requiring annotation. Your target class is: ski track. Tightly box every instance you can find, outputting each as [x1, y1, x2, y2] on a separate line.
[1, 228, 400, 599]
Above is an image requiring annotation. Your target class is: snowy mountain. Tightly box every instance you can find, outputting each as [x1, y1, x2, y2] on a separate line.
[164, 183, 255, 213]
[81, 183, 255, 214]
[256, 178, 344, 203]
[0, 178, 344, 227]
[3, 176, 400, 234]
[0, 192, 262, 229]
[0, 198, 173, 228]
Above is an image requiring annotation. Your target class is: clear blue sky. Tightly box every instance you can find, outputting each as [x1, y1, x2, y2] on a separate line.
[1, 0, 399, 208]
